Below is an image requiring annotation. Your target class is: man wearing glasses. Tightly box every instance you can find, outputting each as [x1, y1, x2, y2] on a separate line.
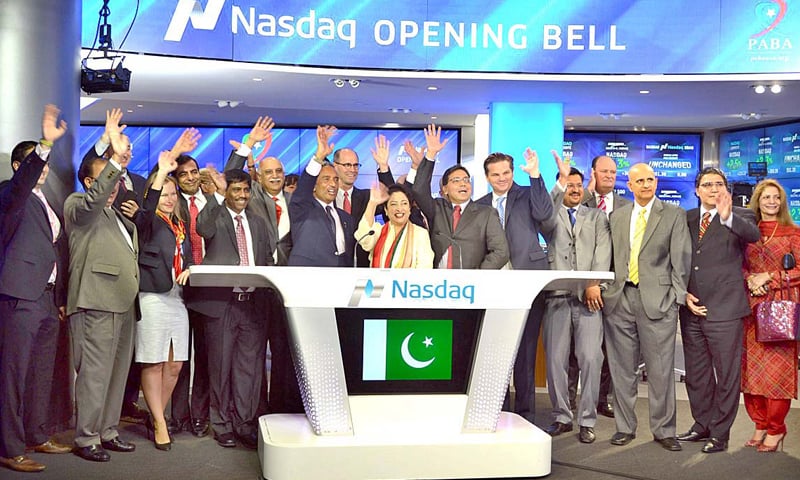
[407, 124, 508, 270]
[332, 148, 371, 266]
[603, 163, 690, 452]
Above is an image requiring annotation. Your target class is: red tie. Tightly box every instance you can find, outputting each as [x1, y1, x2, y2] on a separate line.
[272, 196, 282, 225]
[597, 194, 606, 212]
[699, 211, 711, 241]
[343, 191, 352, 215]
[447, 205, 462, 269]
[189, 196, 203, 265]
[235, 215, 250, 266]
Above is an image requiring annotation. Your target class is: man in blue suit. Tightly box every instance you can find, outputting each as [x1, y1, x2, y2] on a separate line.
[475, 148, 554, 423]
[288, 125, 355, 267]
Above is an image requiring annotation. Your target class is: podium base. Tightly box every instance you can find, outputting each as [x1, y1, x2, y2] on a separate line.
[258, 411, 551, 480]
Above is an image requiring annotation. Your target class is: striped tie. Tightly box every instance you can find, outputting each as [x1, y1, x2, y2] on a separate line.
[699, 211, 711, 241]
[628, 209, 647, 285]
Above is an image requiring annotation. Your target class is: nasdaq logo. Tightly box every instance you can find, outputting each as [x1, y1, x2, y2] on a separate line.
[348, 279, 385, 307]
[391, 280, 475, 304]
[165, 0, 226, 42]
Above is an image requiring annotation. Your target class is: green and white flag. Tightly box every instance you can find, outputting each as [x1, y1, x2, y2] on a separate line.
[363, 319, 453, 381]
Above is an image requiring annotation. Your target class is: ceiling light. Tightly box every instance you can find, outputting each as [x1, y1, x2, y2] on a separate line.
[565, 118, 573, 122]
[217, 100, 227, 108]
[427, 85, 439, 91]
[126, 109, 133, 113]
[753, 85, 766, 94]
[348, 79, 360, 88]
[228, 101, 240, 108]
[753, 113, 763, 119]
[332, 78, 345, 88]
[252, 77, 263, 82]
[384, 123, 400, 128]
[770, 84, 782, 94]
[639, 90, 650, 94]
[136, 104, 143, 108]
[431, 115, 438, 120]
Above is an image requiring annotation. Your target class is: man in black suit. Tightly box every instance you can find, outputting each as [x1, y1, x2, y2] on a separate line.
[190, 168, 274, 449]
[474, 148, 553, 423]
[409, 124, 509, 270]
[0, 105, 72, 473]
[169, 154, 214, 437]
[332, 147, 370, 266]
[288, 126, 356, 267]
[677, 168, 759, 453]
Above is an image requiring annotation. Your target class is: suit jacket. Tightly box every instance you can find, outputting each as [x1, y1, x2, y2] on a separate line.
[411, 158, 508, 269]
[224, 151, 293, 265]
[604, 198, 691, 319]
[476, 179, 552, 270]
[0, 150, 68, 305]
[176, 190, 214, 306]
[548, 189, 612, 300]
[64, 161, 140, 315]
[343, 186, 370, 267]
[288, 168, 355, 267]
[81, 142, 146, 206]
[134, 187, 194, 293]
[188, 197, 274, 319]
[683, 206, 759, 322]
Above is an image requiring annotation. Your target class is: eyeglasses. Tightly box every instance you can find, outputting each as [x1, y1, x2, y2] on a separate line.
[699, 181, 725, 189]
[335, 162, 361, 169]
[447, 176, 471, 185]
[565, 183, 583, 190]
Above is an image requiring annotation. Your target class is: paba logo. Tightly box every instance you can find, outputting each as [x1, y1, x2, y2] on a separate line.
[749, 0, 793, 51]
[165, 0, 226, 42]
[391, 280, 475, 304]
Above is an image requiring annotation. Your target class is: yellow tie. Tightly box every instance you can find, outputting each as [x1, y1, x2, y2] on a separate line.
[629, 209, 647, 284]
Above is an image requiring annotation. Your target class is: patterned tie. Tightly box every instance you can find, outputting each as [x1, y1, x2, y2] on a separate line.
[568, 208, 577, 227]
[597, 194, 607, 213]
[119, 175, 129, 193]
[447, 205, 462, 269]
[235, 215, 250, 266]
[496, 196, 506, 228]
[699, 211, 711, 241]
[189, 196, 203, 265]
[272, 196, 282, 225]
[629, 209, 647, 285]
[343, 191, 352, 214]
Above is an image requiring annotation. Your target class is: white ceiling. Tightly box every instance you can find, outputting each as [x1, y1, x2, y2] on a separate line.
[79, 54, 800, 132]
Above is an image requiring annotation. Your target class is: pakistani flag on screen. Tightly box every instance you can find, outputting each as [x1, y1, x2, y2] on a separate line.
[363, 319, 453, 381]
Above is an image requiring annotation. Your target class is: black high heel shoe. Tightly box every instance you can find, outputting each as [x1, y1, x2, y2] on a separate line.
[145, 415, 172, 451]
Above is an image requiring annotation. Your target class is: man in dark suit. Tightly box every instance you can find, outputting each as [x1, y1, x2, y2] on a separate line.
[568, 154, 632, 418]
[409, 124, 509, 270]
[168, 154, 214, 437]
[0, 105, 72, 473]
[474, 148, 552, 423]
[190, 168, 274, 449]
[288, 126, 356, 267]
[65, 108, 140, 462]
[332, 147, 370, 266]
[676, 168, 759, 453]
[603, 163, 690, 452]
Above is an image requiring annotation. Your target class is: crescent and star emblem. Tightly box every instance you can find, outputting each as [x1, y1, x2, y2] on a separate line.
[400, 332, 435, 368]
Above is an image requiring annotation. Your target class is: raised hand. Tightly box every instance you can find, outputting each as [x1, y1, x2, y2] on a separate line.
[368, 182, 389, 205]
[205, 165, 227, 194]
[170, 128, 201, 157]
[41, 104, 67, 144]
[157, 150, 179, 175]
[520, 148, 541, 178]
[423, 123, 448, 159]
[105, 108, 129, 158]
[103, 108, 126, 141]
[587, 167, 597, 194]
[403, 140, 426, 170]
[315, 125, 337, 162]
[716, 186, 733, 221]
[198, 169, 217, 194]
[247, 115, 275, 145]
[371, 134, 390, 172]
[552, 149, 570, 185]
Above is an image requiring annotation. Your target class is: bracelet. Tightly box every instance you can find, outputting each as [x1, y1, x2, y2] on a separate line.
[39, 138, 53, 148]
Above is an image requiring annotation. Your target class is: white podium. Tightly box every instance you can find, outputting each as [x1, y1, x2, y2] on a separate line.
[189, 266, 612, 480]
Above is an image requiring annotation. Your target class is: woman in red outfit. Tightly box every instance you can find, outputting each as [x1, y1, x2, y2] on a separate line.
[742, 179, 799, 452]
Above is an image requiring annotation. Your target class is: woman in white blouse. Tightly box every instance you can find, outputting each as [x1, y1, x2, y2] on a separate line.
[355, 183, 434, 269]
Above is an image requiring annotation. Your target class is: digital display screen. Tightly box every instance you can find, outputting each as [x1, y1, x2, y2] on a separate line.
[720, 120, 800, 183]
[336, 308, 480, 394]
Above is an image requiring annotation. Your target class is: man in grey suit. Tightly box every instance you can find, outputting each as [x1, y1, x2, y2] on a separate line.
[676, 168, 759, 453]
[65, 109, 140, 462]
[542, 165, 611, 444]
[603, 163, 690, 451]
[408, 124, 509, 270]
[474, 148, 553, 422]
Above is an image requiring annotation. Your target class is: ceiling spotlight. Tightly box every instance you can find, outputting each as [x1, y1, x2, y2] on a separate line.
[228, 101, 240, 108]
[332, 78, 345, 88]
[770, 84, 782, 94]
[753, 85, 766, 94]
[600, 113, 609, 120]
[753, 113, 763, 119]
[639, 90, 650, 94]
[252, 77, 263, 82]
[427, 85, 439, 91]
[348, 79, 360, 88]
[217, 100, 227, 108]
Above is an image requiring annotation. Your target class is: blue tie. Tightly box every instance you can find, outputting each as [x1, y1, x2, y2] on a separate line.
[496, 196, 506, 228]
[568, 208, 576, 227]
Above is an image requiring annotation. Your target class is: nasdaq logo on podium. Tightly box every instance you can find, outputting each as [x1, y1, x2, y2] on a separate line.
[362, 319, 453, 380]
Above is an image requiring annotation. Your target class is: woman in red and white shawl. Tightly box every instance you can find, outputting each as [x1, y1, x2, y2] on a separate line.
[355, 183, 433, 269]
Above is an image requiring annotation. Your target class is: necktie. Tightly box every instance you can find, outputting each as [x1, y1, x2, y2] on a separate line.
[325, 205, 337, 238]
[235, 215, 250, 266]
[447, 205, 462, 269]
[629, 209, 647, 285]
[189, 196, 203, 265]
[699, 211, 711, 241]
[119, 175, 129, 193]
[496, 196, 506, 228]
[273, 196, 282, 225]
[597, 194, 607, 213]
[343, 191, 352, 214]
[568, 207, 577, 227]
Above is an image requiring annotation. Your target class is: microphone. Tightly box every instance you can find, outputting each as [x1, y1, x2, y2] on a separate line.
[356, 229, 376, 244]
[353, 230, 375, 268]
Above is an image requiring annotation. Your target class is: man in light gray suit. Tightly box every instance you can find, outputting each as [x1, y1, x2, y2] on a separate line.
[542, 165, 611, 444]
[65, 109, 140, 462]
[603, 163, 690, 451]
